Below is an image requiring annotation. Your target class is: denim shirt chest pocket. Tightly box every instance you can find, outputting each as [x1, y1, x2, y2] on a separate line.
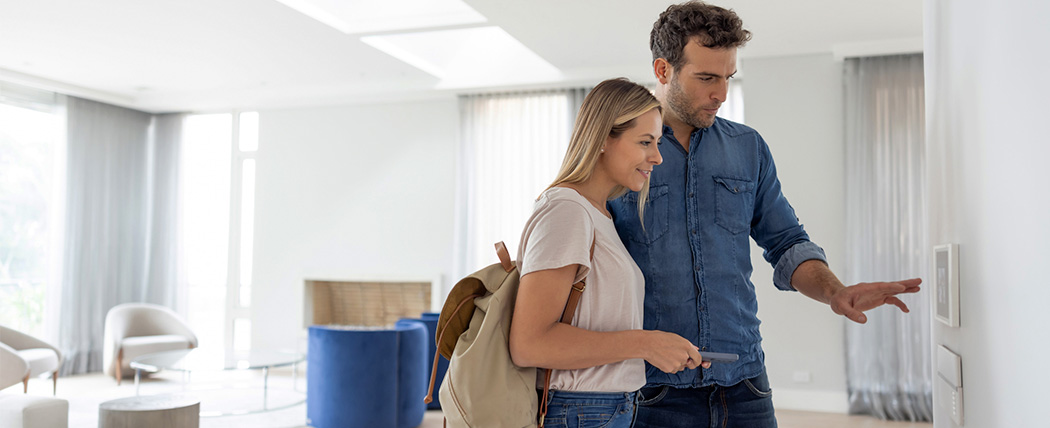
[617, 184, 670, 244]
[712, 176, 755, 234]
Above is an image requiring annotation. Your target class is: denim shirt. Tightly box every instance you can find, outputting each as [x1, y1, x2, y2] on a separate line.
[608, 117, 827, 388]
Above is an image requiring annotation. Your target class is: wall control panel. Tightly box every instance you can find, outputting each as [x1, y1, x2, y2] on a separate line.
[936, 345, 964, 425]
[933, 244, 960, 327]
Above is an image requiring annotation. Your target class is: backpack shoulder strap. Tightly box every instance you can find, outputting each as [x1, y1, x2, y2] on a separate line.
[424, 288, 482, 405]
[495, 241, 514, 272]
[558, 232, 595, 323]
[423, 240, 520, 405]
[541, 230, 597, 427]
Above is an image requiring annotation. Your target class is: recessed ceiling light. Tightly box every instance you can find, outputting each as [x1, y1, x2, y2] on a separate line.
[361, 26, 563, 89]
[273, 0, 486, 34]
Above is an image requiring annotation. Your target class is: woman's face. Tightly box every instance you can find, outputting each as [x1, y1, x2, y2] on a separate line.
[599, 108, 663, 192]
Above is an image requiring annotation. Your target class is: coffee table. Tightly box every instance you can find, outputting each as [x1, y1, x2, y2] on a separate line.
[129, 349, 304, 416]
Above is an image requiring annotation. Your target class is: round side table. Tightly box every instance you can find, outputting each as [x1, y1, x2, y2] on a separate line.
[99, 395, 200, 428]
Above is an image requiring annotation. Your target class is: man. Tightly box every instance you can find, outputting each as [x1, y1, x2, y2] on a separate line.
[607, 2, 922, 426]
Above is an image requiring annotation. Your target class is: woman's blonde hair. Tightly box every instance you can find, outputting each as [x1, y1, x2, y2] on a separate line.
[547, 78, 661, 222]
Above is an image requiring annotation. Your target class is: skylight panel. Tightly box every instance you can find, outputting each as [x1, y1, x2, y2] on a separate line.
[361, 26, 563, 89]
[274, 0, 486, 34]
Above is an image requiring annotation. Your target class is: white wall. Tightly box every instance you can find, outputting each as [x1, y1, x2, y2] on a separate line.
[250, 98, 459, 352]
[925, 0, 1050, 426]
[742, 53, 849, 412]
[245, 52, 867, 415]
[244, 53, 854, 410]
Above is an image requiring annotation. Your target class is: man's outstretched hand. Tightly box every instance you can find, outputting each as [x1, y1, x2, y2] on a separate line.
[830, 278, 922, 324]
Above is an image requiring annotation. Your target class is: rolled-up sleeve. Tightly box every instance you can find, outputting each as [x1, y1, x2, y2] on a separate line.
[772, 241, 827, 291]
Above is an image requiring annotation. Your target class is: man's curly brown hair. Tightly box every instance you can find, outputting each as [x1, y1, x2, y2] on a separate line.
[650, 1, 752, 70]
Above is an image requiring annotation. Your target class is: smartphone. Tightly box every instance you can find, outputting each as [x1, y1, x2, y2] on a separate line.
[699, 352, 739, 363]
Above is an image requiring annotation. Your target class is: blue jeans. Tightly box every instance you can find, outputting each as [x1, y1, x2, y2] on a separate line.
[539, 389, 638, 428]
[634, 371, 776, 428]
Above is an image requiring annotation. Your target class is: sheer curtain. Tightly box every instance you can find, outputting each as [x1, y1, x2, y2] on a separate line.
[57, 97, 183, 374]
[452, 88, 588, 281]
[144, 114, 184, 308]
[843, 54, 931, 421]
[452, 80, 744, 284]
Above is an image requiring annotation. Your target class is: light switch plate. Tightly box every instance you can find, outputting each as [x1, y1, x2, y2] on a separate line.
[933, 244, 960, 327]
[937, 345, 962, 388]
[936, 375, 964, 425]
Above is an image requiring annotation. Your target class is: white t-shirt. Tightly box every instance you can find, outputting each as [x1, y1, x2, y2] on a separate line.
[516, 187, 647, 392]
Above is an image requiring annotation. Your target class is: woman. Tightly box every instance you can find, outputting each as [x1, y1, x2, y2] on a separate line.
[509, 78, 707, 428]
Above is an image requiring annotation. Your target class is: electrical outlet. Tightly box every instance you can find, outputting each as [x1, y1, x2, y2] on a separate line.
[792, 370, 811, 383]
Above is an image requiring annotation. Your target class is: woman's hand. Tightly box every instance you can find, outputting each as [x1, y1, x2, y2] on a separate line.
[642, 331, 707, 373]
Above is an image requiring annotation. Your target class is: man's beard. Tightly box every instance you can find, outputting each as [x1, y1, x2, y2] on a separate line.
[667, 75, 718, 129]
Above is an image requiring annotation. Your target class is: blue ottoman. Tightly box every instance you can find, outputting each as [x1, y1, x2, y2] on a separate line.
[401, 312, 449, 410]
[307, 321, 427, 428]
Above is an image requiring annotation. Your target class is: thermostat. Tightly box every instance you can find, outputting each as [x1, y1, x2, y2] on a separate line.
[933, 244, 960, 327]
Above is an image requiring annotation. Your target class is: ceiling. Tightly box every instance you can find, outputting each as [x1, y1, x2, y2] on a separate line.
[0, 0, 923, 113]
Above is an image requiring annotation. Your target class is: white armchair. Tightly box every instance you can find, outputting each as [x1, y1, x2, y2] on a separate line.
[102, 303, 197, 385]
[0, 326, 62, 395]
[0, 343, 29, 392]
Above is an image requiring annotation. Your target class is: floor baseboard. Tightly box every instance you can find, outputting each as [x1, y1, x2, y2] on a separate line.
[773, 388, 850, 414]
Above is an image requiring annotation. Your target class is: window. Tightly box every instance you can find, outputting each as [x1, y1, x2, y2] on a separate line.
[181, 111, 258, 353]
[0, 85, 61, 339]
[723, 80, 745, 123]
[231, 111, 258, 351]
[181, 114, 232, 353]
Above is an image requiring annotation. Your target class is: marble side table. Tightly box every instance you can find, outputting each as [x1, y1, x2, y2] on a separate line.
[98, 395, 199, 428]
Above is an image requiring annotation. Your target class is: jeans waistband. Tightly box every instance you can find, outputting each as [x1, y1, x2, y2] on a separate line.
[545, 390, 637, 402]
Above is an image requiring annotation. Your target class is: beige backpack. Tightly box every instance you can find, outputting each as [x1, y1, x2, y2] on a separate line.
[424, 241, 590, 428]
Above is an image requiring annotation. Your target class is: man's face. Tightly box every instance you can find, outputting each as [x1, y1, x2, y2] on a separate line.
[664, 40, 737, 129]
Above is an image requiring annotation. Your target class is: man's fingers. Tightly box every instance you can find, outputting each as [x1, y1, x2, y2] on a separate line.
[898, 278, 922, 287]
[840, 305, 867, 324]
[897, 280, 921, 294]
[685, 345, 701, 370]
[687, 346, 702, 363]
[836, 279, 923, 323]
[886, 296, 909, 313]
[868, 282, 907, 293]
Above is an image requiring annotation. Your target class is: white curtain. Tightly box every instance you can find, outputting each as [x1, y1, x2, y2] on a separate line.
[144, 114, 184, 307]
[57, 97, 183, 374]
[843, 54, 931, 421]
[452, 88, 588, 281]
[452, 80, 744, 285]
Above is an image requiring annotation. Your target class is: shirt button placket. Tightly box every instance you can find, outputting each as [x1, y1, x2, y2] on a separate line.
[687, 134, 707, 361]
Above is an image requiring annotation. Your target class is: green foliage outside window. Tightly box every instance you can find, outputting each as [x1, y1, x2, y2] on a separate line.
[0, 103, 57, 338]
